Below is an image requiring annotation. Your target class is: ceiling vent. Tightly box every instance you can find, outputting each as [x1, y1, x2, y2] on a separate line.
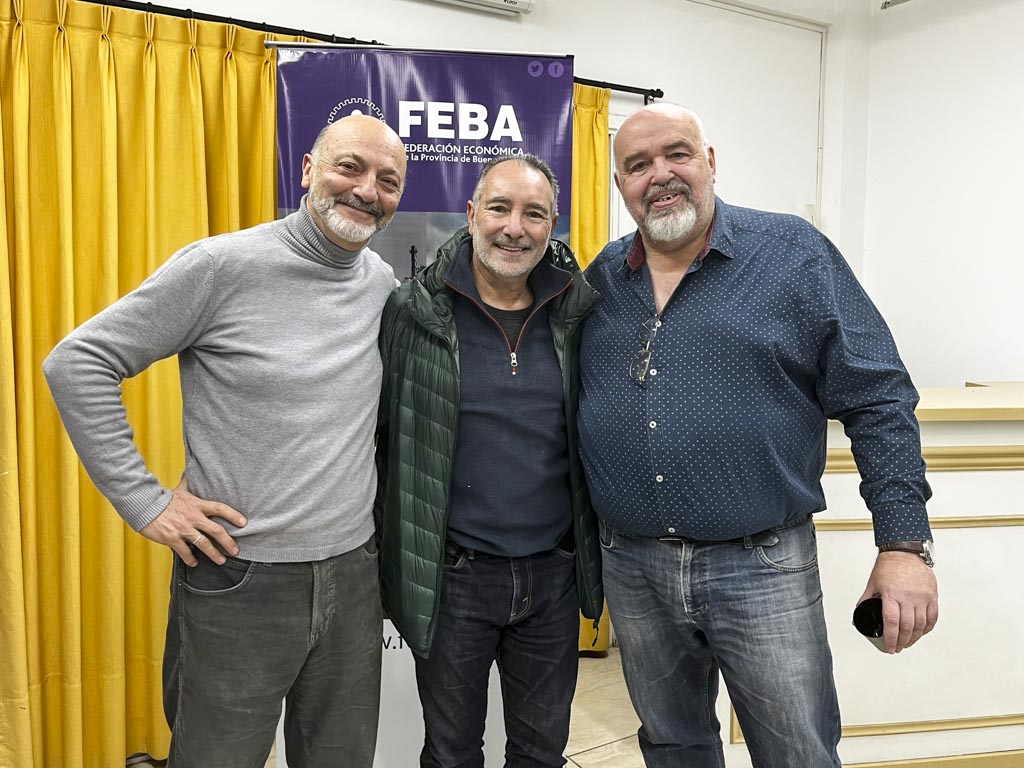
[430, 0, 534, 17]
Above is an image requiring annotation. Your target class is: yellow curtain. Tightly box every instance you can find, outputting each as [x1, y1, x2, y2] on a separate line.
[569, 83, 610, 269]
[569, 83, 611, 652]
[0, 8, 608, 762]
[0, 2, 296, 765]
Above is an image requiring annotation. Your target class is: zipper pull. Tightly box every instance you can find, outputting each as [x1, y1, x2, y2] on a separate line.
[510, 351, 518, 376]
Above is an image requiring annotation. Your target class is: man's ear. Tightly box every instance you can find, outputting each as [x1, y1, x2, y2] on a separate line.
[300, 153, 313, 190]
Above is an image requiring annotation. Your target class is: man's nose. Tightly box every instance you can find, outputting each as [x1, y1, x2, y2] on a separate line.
[503, 211, 526, 237]
[351, 175, 379, 203]
[650, 157, 675, 185]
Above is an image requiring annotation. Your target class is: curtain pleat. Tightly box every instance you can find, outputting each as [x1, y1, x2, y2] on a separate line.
[0, 2, 301, 764]
[570, 83, 610, 269]
[221, 25, 239, 232]
[186, 19, 210, 235]
[257, 38, 277, 223]
[6, 0, 47, 760]
[0, 1, 33, 764]
[50, 2, 88, 762]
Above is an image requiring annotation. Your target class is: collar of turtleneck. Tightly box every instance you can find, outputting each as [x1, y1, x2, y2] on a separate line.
[275, 195, 365, 269]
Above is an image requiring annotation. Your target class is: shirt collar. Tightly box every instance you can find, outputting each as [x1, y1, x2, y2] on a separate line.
[624, 196, 736, 271]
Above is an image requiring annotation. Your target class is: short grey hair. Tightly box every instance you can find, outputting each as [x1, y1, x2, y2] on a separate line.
[471, 154, 560, 216]
[309, 123, 332, 162]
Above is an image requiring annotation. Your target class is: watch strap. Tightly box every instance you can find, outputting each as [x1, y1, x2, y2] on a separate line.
[879, 540, 934, 567]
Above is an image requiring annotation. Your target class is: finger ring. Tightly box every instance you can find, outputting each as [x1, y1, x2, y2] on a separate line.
[192, 533, 203, 545]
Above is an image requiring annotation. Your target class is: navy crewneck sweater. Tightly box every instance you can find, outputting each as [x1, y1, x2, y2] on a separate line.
[442, 241, 573, 557]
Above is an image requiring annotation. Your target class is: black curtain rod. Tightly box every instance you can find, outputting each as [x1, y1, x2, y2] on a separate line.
[80, 0, 662, 101]
[79, 0, 383, 44]
[574, 77, 663, 103]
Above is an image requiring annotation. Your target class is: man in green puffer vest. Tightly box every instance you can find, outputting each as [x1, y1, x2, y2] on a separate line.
[375, 154, 603, 767]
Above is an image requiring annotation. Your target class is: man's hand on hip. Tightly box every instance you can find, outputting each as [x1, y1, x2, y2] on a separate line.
[139, 483, 247, 567]
[858, 552, 938, 654]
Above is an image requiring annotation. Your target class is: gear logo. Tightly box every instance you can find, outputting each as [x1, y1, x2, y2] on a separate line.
[327, 98, 386, 124]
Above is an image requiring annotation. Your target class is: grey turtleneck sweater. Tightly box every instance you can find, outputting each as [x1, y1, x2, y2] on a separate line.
[43, 201, 397, 562]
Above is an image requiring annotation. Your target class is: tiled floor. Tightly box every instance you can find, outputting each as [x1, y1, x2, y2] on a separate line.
[566, 648, 644, 767]
[132, 647, 643, 767]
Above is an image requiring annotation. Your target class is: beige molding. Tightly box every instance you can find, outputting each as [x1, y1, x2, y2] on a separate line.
[918, 408, 1024, 422]
[731, 713, 1024, 745]
[841, 714, 1024, 738]
[848, 749, 1024, 767]
[825, 446, 1024, 473]
[814, 515, 1024, 532]
[915, 385, 1024, 421]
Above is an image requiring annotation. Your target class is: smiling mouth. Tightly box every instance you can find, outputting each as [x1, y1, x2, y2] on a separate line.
[495, 242, 530, 254]
[644, 182, 691, 208]
[649, 192, 682, 209]
[333, 196, 383, 221]
[339, 204, 377, 222]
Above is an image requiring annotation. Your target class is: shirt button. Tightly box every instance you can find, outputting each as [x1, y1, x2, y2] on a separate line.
[649, 420, 657, 428]
[649, 368, 658, 376]
[655, 474, 664, 483]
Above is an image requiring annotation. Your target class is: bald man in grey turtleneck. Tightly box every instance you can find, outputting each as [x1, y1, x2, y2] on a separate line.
[43, 115, 406, 768]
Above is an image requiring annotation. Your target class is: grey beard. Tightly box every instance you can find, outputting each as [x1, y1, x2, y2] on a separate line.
[641, 201, 698, 244]
[321, 210, 378, 245]
[472, 230, 548, 279]
[309, 193, 384, 246]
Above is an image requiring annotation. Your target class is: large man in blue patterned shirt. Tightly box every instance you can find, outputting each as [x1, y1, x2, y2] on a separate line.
[578, 103, 938, 767]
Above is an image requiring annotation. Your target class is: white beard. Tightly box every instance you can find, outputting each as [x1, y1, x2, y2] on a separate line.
[642, 199, 698, 244]
[316, 206, 379, 246]
[308, 188, 383, 246]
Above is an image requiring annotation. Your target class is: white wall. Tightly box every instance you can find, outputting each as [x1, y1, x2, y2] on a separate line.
[862, 0, 1024, 386]
[165, 0, 826, 223]
[733, 0, 835, 22]
[156, 0, 1024, 389]
[819, 0, 871, 275]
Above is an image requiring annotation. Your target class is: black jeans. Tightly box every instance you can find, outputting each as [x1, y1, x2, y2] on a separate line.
[163, 537, 383, 768]
[415, 542, 580, 768]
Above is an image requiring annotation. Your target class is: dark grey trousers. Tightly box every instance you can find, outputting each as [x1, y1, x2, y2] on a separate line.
[163, 537, 383, 768]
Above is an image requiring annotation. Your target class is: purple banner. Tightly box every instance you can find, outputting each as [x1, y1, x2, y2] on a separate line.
[275, 46, 574, 276]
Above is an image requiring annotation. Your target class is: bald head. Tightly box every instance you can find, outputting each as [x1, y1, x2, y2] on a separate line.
[301, 114, 408, 250]
[612, 103, 717, 251]
[614, 104, 710, 172]
[310, 114, 407, 179]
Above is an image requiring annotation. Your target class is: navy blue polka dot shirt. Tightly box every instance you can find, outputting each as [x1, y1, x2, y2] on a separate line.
[579, 198, 932, 546]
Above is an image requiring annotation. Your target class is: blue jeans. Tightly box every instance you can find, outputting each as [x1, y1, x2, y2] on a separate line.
[163, 537, 383, 768]
[600, 516, 841, 768]
[414, 541, 580, 768]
